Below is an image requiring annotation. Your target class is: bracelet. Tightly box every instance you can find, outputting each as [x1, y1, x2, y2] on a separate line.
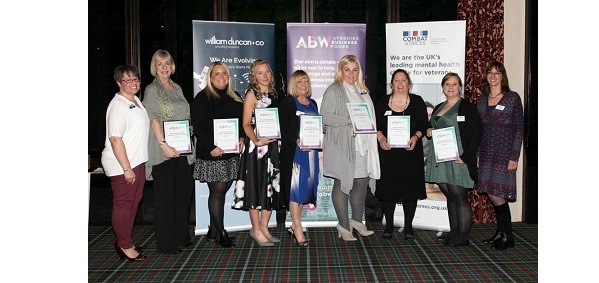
[123, 168, 132, 172]
[412, 135, 419, 139]
[377, 135, 383, 141]
[159, 140, 167, 145]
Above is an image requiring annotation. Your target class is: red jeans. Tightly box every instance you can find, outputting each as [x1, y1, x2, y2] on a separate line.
[110, 164, 145, 249]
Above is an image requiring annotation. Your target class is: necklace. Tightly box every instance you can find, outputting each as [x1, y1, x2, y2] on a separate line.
[388, 95, 409, 114]
[489, 92, 503, 99]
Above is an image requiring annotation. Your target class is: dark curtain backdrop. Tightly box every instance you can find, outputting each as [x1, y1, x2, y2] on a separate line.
[458, 0, 505, 224]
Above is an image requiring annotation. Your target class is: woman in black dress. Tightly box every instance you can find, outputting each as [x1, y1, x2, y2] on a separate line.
[374, 69, 428, 240]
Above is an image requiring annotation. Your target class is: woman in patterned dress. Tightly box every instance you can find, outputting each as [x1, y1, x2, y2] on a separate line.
[232, 59, 282, 246]
[476, 61, 524, 250]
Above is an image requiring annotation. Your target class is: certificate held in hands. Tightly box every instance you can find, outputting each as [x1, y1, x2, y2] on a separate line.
[163, 120, 193, 155]
[387, 115, 410, 148]
[254, 108, 281, 139]
[346, 103, 376, 134]
[299, 115, 323, 149]
[213, 118, 240, 154]
[431, 126, 460, 163]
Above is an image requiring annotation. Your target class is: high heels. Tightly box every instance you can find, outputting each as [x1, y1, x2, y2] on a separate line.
[289, 227, 308, 247]
[482, 229, 502, 244]
[267, 235, 281, 243]
[249, 229, 274, 246]
[115, 242, 146, 261]
[349, 219, 374, 236]
[336, 223, 357, 241]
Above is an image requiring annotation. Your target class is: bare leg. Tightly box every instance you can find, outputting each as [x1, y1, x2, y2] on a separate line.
[290, 201, 306, 242]
[259, 209, 273, 239]
[249, 209, 269, 243]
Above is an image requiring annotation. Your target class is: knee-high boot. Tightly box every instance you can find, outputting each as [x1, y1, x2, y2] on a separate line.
[483, 205, 503, 244]
[492, 202, 515, 250]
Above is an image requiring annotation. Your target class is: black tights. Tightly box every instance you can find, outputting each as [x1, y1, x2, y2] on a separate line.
[380, 200, 417, 234]
[207, 181, 232, 234]
[438, 183, 471, 242]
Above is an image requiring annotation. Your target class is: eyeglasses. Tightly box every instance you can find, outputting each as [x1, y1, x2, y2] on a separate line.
[487, 72, 502, 76]
[121, 79, 141, 84]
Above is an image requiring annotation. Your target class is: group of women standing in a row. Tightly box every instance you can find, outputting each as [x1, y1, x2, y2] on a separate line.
[101, 51, 523, 262]
[320, 55, 522, 252]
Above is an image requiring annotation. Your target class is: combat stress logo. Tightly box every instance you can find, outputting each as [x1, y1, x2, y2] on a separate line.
[295, 35, 359, 49]
[402, 30, 429, 46]
[205, 35, 266, 49]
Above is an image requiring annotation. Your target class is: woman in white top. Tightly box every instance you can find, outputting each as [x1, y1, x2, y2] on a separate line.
[101, 65, 149, 261]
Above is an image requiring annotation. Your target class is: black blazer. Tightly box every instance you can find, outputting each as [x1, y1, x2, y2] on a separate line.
[432, 99, 482, 181]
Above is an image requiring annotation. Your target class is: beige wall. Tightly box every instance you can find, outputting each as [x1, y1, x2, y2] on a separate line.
[504, 0, 526, 222]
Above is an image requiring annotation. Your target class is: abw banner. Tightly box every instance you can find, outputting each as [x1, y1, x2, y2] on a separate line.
[286, 23, 366, 227]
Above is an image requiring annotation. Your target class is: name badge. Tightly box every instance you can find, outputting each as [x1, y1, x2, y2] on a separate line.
[296, 111, 305, 116]
[457, 116, 465, 122]
[495, 105, 505, 111]
[384, 110, 392, 116]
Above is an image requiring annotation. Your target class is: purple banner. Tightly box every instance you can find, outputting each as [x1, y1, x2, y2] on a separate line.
[286, 23, 366, 105]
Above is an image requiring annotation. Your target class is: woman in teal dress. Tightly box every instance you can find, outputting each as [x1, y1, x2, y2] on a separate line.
[425, 72, 481, 247]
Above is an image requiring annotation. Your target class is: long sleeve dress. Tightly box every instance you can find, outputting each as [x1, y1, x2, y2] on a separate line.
[374, 93, 428, 203]
[476, 91, 523, 200]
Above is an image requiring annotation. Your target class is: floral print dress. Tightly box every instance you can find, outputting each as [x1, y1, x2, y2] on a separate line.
[232, 92, 282, 210]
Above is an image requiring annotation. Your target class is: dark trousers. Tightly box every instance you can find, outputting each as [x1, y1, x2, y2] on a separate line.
[152, 157, 194, 253]
[111, 164, 145, 249]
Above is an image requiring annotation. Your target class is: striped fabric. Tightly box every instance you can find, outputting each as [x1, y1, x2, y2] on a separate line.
[89, 222, 537, 282]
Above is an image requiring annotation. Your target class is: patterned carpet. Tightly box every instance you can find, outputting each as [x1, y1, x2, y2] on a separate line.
[88, 222, 537, 282]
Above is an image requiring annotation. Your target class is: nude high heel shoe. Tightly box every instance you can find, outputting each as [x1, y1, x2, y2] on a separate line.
[336, 224, 357, 241]
[349, 219, 374, 236]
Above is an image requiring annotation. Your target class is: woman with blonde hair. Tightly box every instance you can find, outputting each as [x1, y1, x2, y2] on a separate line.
[232, 59, 282, 246]
[320, 55, 380, 241]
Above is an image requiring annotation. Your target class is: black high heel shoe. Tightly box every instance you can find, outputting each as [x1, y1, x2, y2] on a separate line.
[289, 227, 308, 247]
[382, 226, 394, 239]
[115, 242, 146, 261]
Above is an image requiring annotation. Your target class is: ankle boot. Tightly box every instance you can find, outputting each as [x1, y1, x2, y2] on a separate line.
[216, 230, 235, 248]
[492, 232, 515, 250]
[349, 219, 374, 236]
[336, 223, 357, 241]
[206, 225, 216, 242]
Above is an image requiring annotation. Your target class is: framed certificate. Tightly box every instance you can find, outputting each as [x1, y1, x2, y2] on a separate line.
[213, 118, 240, 154]
[163, 119, 193, 155]
[346, 103, 376, 134]
[299, 115, 323, 149]
[431, 126, 460, 163]
[387, 115, 411, 148]
[254, 108, 281, 139]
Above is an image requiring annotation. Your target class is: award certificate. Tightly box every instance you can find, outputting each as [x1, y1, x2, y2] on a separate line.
[163, 120, 193, 155]
[254, 108, 281, 139]
[387, 115, 410, 148]
[299, 115, 323, 149]
[213, 118, 240, 154]
[431, 127, 460, 163]
[346, 103, 376, 134]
